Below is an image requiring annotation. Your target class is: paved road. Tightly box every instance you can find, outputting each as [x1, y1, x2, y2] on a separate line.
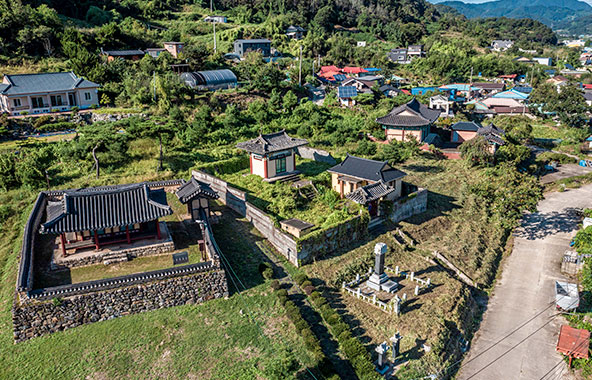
[540, 164, 592, 185]
[457, 185, 592, 380]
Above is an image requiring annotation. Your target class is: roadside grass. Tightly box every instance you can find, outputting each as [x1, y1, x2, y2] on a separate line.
[544, 172, 592, 193]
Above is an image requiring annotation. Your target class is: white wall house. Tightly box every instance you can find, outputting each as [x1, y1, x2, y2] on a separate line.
[0, 72, 100, 116]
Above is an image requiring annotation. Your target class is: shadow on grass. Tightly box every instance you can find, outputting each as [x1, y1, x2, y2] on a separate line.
[404, 164, 445, 174]
[404, 191, 460, 225]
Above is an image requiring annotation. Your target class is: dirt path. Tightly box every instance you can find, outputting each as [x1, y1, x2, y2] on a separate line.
[457, 185, 592, 380]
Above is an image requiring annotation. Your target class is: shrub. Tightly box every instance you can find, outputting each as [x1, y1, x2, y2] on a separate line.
[90, 104, 99, 109]
[293, 273, 308, 285]
[331, 322, 349, 337]
[301, 280, 313, 288]
[262, 267, 274, 280]
[270, 279, 280, 290]
[35, 121, 76, 133]
[20, 111, 28, 115]
[52, 297, 62, 307]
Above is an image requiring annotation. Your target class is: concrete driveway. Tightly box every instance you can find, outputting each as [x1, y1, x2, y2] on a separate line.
[541, 164, 592, 184]
[457, 185, 592, 380]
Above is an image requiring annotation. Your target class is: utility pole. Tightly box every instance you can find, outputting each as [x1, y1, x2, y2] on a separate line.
[469, 66, 473, 100]
[213, 21, 217, 54]
[152, 71, 156, 102]
[298, 45, 303, 86]
[210, 0, 213, 13]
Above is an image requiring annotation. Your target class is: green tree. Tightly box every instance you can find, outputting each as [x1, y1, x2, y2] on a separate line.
[282, 90, 298, 111]
[459, 136, 493, 166]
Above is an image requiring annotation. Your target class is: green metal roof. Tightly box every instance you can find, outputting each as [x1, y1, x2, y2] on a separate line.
[0, 72, 99, 96]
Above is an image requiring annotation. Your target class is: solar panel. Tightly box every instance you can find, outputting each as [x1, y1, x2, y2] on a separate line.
[333, 74, 347, 82]
[338, 86, 358, 98]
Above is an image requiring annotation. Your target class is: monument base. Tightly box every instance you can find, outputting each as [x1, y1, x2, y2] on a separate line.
[366, 272, 398, 293]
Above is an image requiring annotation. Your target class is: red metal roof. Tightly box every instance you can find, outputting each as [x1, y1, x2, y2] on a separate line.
[583, 84, 592, 89]
[498, 74, 517, 79]
[401, 89, 411, 95]
[320, 65, 341, 73]
[556, 325, 590, 359]
[343, 66, 368, 74]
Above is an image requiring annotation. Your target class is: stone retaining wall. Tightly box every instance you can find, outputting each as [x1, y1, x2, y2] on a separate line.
[390, 188, 428, 223]
[13, 269, 228, 342]
[296, 146, 337, 165]
[51, 236, 175, 270]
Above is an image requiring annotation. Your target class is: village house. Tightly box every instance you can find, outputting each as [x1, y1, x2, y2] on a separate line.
[376, 98, 441, 142]
[0, 72, 100, 116]
[285, 25, 306, 40]
[478, 123, 506, 153]
[341, 76, 384, 94]
[380, 84, 402, 98]
[175, 177, 219, 221]
[429, 94, 453, 117]
[387, 48, 410, 64]
[237, 130, 308, 181]
[40, 183, 174, 258]
[181, 69, 237, 91]
[491, 40, 514, 52]
[407, 45, 425, 59]
[547, 75, 569, 92]
[327, 155, 407, 217]
[450, 121, 482, 143]
[233, 39, 272, 58]
[101, 49, 144, 61]
[533, 57, 552, 66]
[338, 86, 358, 107]
[163, 42, 184, 58]
[146, 48, 166, 58]
[473, 82, 505, 95]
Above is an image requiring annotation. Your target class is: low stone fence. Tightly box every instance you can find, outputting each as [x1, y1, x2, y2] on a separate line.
[192, 170, 369, 266]
[13, 267, 227, 342]
[390, 188, 428, 223]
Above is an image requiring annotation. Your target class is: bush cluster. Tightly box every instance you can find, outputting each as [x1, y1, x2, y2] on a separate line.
[293, 273, 381, 380]
[258, 261, 274, 280]
[35, 121, 77, 133]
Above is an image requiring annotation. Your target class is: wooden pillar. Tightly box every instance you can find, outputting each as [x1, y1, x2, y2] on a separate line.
[156, 220, 161, 239]
[401, 128, 405, 142]
[60, 233, 67, 257]
[93, 230, 100, 250]
[263, 157, 268, 179]
[249, 154, 253, 174]
[126, 225, 131, 244]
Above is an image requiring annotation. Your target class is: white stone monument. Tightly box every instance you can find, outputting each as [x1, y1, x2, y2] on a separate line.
[366, 243, 398, 293]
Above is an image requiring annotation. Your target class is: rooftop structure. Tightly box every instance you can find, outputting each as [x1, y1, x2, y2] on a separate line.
[556, 325, 590, 366]
[101, 49, 144, 61]
[0, 72, 100, 116]
[376, 98, 441, 142]
[181, 69, 237, 91]
[491, 40, 513, 51]
[233, 39, 272, 57]
[237, 130, 308, 180]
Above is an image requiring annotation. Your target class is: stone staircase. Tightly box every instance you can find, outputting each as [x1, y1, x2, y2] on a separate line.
[277, 172, 301, 184]
[103, 252, 129, 265]
[367, 217, 384, 231]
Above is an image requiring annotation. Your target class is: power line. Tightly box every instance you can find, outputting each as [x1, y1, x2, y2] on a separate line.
[206, 222, 321, 380]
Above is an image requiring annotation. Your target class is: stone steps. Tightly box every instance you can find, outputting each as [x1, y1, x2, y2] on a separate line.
[103, 252, 129, 265]
[368, 218, 383, 231]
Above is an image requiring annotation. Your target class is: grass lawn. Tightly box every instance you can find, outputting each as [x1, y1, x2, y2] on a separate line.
[220, 157, 363, 228]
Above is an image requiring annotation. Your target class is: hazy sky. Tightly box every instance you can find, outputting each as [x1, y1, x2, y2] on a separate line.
[428, 0, 592, 3]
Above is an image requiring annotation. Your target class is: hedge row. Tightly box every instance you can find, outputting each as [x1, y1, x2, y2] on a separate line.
[293, 274, 381, 380]
[272, 282, 339, 379]
[35, 121, 77, 133]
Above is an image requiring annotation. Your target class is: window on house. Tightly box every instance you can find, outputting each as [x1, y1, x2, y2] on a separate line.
[84, 92, 91, 101]
[12, 99, 21, 107]
[31, 97, 44, 108]
[50, 95, 63, 107]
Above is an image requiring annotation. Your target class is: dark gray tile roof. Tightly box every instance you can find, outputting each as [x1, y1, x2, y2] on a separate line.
[286, 26, 306, 32]
[176, 177, 219, 204]
[102, 49, 144, 56]
[280, 218, 314, 230]
[328, 154, 407, 183]
[236, 130, 308, 155]
[451, 121, 481, 132]
[478, 123, 506, 145]
[376, 98, 440, 127]
[40, 183, 172, 234]
[473, 82, 505, 90]
[1, 72, 99, 95]
[346, 181, 395, 204]
[584, 91, 592, 101]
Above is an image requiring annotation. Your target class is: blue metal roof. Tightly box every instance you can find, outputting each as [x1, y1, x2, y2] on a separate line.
[492, 89, 530, 99]
[338, 86, 358, 98]
[364, 68, 381, 72]
[0, 72, 99, 96]
[194, 69, 237, 86]
[333, 74, 347, 82]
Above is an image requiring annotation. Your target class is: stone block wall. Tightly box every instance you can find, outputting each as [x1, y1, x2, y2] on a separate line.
[296, 146, 337, 165]
[390, 188, 428, 223]
[13, 269, 228, 342]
